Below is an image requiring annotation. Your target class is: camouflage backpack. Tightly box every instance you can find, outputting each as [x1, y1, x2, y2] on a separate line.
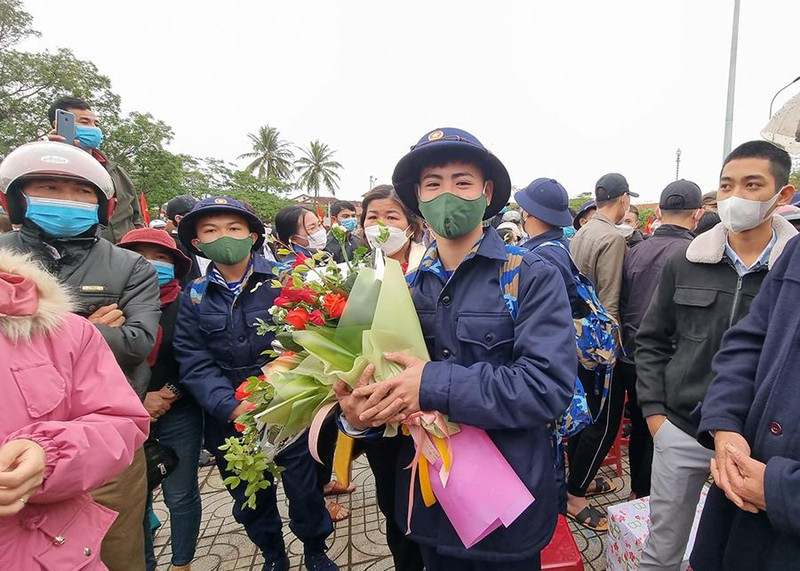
[500, 245, 593, 437]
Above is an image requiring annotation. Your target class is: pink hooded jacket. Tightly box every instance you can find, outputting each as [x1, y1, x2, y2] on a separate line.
[0, 250, 149, 570]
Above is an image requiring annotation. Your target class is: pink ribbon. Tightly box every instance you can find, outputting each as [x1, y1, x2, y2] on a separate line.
[308, 401, 338, 464]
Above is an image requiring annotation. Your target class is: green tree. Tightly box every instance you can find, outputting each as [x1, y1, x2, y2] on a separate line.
[238, 125, 295, 182]
[0, 0, 121, 153]
[569, 192, 594, 213]
[295, 140, 342, 200]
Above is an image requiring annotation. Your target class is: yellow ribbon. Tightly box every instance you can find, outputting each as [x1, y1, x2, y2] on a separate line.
[332, 433, 355, 487]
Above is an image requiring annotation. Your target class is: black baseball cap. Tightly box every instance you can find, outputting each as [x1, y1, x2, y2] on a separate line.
[595, 173, 638, 201]
[166, 194, 198, 222]
[660, 180, 702, 210]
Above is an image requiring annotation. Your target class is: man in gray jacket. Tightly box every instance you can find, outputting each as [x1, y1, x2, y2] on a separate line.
[0, 141, 160, 571]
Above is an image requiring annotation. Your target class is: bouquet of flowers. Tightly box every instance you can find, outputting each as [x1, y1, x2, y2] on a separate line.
[222, 227, 535, 547]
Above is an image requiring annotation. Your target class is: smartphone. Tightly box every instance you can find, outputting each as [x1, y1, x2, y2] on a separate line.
[55, 109, 76, 145]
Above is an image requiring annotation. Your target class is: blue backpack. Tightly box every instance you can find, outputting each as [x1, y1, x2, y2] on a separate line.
[532, 241, 620, 421]
[499, 245, 593, 438]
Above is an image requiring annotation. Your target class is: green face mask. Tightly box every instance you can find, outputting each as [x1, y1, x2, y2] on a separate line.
[196, 235, 254, 265]
[418, 192, 487, 239]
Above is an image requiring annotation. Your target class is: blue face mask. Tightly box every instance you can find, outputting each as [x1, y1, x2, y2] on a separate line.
[562, 226, 576, 239]
[340, 218, 357, 232]
[75, 126, 104, 149]
[150, 260, 175, 286]
[25, 196, 99, 238]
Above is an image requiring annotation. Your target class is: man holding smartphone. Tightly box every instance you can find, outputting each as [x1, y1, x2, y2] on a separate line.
[47, 95, 144, 243]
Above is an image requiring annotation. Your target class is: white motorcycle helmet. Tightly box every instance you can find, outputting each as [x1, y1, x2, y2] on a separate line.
[0, 141, 115, 225]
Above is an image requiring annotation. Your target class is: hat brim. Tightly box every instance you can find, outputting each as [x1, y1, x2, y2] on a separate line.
[178, 205, 265, 258]
[573, 206, 597, 230]
[514, 191, 573, 228]
[392, 142, 511, 220]
[118, 239, 193, 279]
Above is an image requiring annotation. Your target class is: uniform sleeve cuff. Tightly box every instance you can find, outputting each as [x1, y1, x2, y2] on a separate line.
[419, 361, 452, 414]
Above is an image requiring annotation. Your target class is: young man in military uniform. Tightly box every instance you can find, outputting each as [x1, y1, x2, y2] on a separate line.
[336, 128, 576, 570]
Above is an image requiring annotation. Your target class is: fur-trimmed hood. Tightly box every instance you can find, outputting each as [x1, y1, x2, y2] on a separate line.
[0, 249, 73, 342]
[686, 215, 798, 268]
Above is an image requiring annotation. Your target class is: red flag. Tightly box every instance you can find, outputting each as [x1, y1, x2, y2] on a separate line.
[317, 203, 325, 222]
[644, 214, 654, 235]
[139, 192, 151, 225]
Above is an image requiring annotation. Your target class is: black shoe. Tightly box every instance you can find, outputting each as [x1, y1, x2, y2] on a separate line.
[304, 552, 338, 571]
[262, 555, 289, 571]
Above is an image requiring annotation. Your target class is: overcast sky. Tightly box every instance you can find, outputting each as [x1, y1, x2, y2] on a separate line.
[20, 0, 800, 203]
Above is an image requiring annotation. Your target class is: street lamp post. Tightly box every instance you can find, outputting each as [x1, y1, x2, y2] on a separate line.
[722, 0, 741, 160]
[675, 148, 682, 181]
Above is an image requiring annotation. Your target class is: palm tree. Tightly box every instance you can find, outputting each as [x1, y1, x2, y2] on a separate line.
[295, 140, 342, 201]
[238, 125, 295, 181]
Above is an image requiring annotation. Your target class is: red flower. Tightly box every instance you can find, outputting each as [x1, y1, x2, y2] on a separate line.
[308, 309, 326, 326]
[322, 293, 346, 319]
[234, 422, 246, 433]
[235, 381, 252, 400]
[244, 401, 256, 412]
[282, 351, 296, 357]
[280, 285, 317, 305]
[285, 307, 310, 330]
[292, 252, 309, 268]
[274, 296, 293, 309]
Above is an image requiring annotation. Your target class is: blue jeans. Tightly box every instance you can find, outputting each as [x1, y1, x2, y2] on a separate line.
[144, 400, 204, 569]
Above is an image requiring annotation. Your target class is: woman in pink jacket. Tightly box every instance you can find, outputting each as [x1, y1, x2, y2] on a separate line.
[0, 249, 150, 570]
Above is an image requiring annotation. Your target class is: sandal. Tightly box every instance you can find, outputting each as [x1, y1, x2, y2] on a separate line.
[325, 499, 350, 522]
[585, 476, 618, 497]
[567, 505, 608, 532]
[323, 480, 356, 497]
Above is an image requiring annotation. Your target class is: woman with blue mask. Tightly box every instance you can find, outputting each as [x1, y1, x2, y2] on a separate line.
[117, 228, 202, 571]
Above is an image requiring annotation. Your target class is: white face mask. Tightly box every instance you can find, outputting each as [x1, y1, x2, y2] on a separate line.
[365, 224, 410, 256]
[717, 193, 781, 234]
[304, 227, 328, 251]
[615, 223, 635, 238]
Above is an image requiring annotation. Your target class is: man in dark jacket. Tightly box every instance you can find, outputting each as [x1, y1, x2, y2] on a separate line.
[516, 177, 585, 518]
[635, 141, 797, 570]
[620, 180, 704, 499]
[172, 197, 335, 571]
[324, 200, 361, 262]
[165, 194, 208, 285]
[691, 235, 800, 571]
[0, 141, 160, 571]
[47, 96, 144, 243]
[337, 128, 576, 570]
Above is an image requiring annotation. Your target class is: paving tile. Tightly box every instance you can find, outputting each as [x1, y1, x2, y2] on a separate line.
[154, 449, 633, 570]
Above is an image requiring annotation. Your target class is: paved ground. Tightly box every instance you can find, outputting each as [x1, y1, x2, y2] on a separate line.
[152, 453, 631, 570]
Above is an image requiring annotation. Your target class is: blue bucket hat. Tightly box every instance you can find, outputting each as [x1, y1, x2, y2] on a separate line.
[178, 196, 265, 257]
[572, 200, 596, 230]
[514, 178, 573, 228]
[392, 127, 511, 220]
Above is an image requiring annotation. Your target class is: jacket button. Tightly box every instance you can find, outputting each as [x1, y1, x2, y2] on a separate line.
[88, 305, 97, 312]
[442, 295, 452, 306]
[53, 535, 65, 546]
[484, 333, 494, 343]
[769, 421, 783, 436]
[441, 348, 451, 359]
[84, 548, 92, 557]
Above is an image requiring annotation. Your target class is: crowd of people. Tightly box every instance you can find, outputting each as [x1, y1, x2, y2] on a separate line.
[1, 96, 800, 571]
